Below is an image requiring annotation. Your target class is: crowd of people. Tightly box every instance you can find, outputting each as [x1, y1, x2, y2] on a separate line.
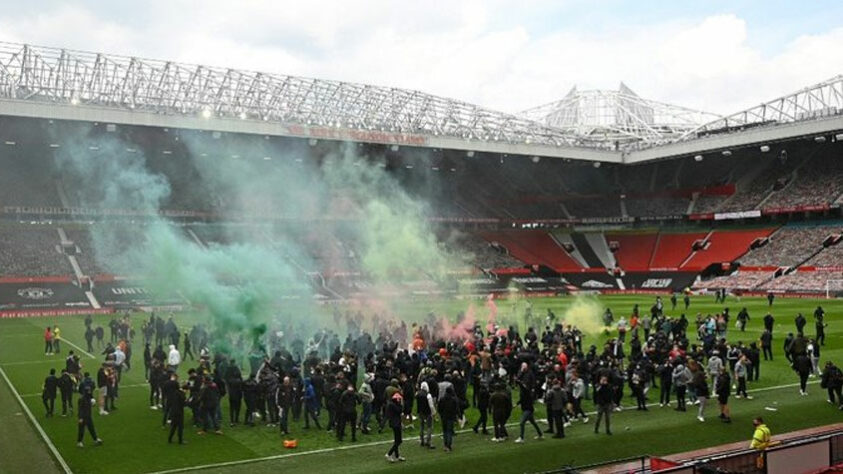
[39, 297, 841, 463]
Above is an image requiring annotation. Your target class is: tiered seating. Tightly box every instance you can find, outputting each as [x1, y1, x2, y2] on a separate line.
[565, 197, 619, 218]
[481, 230, 582, 271]
[694, 271, 773, 290]
[763, 155, 843, 209]
[741, 226, 834, 267]
[454, 235, 522, 269]
[625, 198, 689, 217]
[682, 229, 773, 270]
[760, 270, 837, 293]
[0, 224, 69, 276]
[805, 244, 843, 267]
[650, 232, 707, 269]
[606, 233, 657, 271]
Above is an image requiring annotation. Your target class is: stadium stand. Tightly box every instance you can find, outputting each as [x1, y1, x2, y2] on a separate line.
[740, 225, 835, 267]
[650, 232, 709, 269]
[606, 232, 658, 271]
[481, 230, 582, 271]
[682, 229, 774, 270]
[625, 197, 689, 217]
[762, 148, 843, 209]
[0, 224, 70, 276]
[805, 244, 843, 267]
[565, 197, 620, 218]
[694, 271, 774, 290]
[0, 148, 62, 207]
[760, 270, 838, 293]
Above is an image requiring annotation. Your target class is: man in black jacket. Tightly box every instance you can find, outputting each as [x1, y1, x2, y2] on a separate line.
[336, 383, 359, 442]
[198, 378, 222, 435]
[58, 369, 75, 417]
[168, 385, 187, 444]
[761, 329, 773, 361]
[76, 383, 103, 448]
[593, 376, 613, 435]
[515, 383, 543, 443]
[489, 383, 512, 442]
[472, 381, 490, 435]
[42, 369, 58, 417]
[438, 386, 459, 452]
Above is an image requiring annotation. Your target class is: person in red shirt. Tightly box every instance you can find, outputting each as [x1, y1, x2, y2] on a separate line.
[44, 327, 54, 355]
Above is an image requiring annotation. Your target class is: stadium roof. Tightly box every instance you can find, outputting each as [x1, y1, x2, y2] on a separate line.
[0, 41, 840, 163]
[520, 83, 721, 149]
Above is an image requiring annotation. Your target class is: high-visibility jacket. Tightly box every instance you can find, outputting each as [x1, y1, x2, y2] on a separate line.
[751, 424, 771, 450]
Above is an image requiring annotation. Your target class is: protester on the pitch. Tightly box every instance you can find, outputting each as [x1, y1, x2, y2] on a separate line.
[821, 362, 843, 408]
[303, 377, 322, 430]
[794, 353, 812, 396]
[77, 373, 103, 448]
[593, 376, 614, 435]
[357, 374, 374, 434]
[490, 382, 512, 442]
[438, 386, 459, 452]
[168, 344, 181, 372]
[716, 367, 731, 423]
[689, 360, 709, 422]
[58, 369, 75, 416]
[337, 383, 359, 442]
[417, 381, 436, 448]
[385, 392, 405, 462]
[545, 378, 567, 438]
[168, 383, 187, 444]
[515, 376, 543, 443]
[472, 379, 490, 434]
[734, 355, 751, 399]
[198, 377, 222, 435]
[672, 362, 691, 412]
[53, 325, 62, 354]
[44, 326, 54, 355]
[42, 368, 58, 417]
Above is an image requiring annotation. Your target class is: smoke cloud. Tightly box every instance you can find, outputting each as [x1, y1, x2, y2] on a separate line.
[50, 125, 471, 352]
[560, 295, 604, 334]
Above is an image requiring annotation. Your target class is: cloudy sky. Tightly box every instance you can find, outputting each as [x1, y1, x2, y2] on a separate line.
[1, 1, 841, 115]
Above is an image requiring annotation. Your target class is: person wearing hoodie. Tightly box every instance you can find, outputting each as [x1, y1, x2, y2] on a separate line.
[545, 378, 567, 438]
[707, 350, 723, 397]
[489, 383, 512, 442]
[168, 344, 181, 372]
[358, 374, 374, 434]
[672, 362, 691, 412]
[385, 392, 405, 462]
[438, 386, 459, 452]
[417, 381, 437, 449]
[297, 377, 317, 430]
[515, 382, 543, 443]
[472, 381, 490, 435]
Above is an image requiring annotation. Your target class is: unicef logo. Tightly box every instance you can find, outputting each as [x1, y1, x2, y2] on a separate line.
[17, 287, 54, 300]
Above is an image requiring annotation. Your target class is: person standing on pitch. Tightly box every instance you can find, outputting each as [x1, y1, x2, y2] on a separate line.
[53, 325, 62, 354]
[58, 369, 75, 416]
[77, 374, 103, 448]
[417, 381, 436, 448]
[168, 384, 187, 444]
[385, 392, 405, 462]
[42, 368, 58, 417]
[593, 376, 613, 435]
[44, 326, 54, 356]
[438, 386, 459, 451]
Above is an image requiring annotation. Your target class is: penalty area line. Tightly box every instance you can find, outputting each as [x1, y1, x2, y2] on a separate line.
[146, 379, 820, 474]
[0, 366, 72, 474]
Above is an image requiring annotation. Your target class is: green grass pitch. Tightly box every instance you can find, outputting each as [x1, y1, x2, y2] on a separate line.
[1, 294, 842, 474]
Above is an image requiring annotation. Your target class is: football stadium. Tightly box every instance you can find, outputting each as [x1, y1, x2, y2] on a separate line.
[2, 7, 843, 474]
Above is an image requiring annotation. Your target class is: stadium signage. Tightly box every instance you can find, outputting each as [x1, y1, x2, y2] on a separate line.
[714, 210, 762, 220]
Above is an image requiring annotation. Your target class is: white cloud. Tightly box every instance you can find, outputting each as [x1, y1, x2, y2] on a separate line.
[0, 4, 840, 117]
